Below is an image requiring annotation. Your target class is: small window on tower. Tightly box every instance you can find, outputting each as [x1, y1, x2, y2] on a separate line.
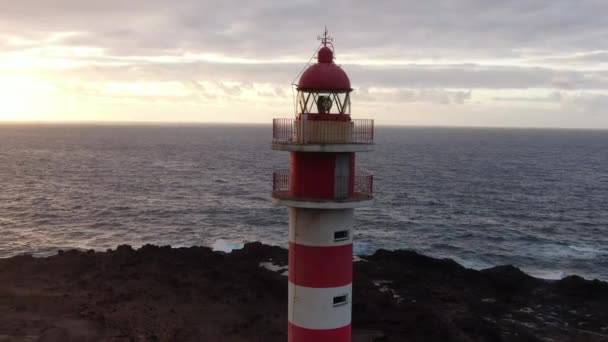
[333, 294, 349, 307]
[334, 230, 349, 242]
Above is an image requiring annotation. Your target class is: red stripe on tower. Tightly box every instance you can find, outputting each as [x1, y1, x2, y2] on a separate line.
[288, 322, 351, 342]
[288, 242, 352, 288]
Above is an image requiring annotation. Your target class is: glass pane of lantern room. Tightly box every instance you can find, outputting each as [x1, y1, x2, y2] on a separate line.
[297, 91, 315, 114]
[337, 93, 350, 115]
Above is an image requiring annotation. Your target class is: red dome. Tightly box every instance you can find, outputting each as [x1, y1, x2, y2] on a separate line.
[297, 47, 351, 92]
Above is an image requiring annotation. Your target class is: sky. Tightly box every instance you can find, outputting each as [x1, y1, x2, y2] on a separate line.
[1, 0, 608, 128]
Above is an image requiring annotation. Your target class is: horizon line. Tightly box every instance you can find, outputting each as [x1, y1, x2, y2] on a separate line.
[0, 120, 607, 131]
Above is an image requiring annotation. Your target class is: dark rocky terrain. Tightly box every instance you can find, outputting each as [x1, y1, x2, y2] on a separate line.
[0, 242, 606, 341]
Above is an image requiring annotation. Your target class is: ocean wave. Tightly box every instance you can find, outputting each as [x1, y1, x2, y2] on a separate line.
[568, 245, 604, 254]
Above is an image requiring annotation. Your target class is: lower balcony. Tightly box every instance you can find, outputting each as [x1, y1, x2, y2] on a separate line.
[271, 169, 374, 209]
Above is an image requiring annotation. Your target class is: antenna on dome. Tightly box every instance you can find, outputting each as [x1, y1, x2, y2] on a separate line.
[317, 26, 334, 48]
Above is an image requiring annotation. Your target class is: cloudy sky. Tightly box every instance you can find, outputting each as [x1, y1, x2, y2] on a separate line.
[1, 0, 607, 128]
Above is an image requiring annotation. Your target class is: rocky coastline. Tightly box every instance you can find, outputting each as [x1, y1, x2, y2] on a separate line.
[0, 242, 606, 341]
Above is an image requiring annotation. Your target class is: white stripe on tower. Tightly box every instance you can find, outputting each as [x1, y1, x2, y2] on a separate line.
[288, 207, 354, 342]
[288, 207, 354, 247]
[288, 283, 352, 329]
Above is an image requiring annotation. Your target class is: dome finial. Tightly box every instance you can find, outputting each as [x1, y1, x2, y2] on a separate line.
[317, 26, 333, 47]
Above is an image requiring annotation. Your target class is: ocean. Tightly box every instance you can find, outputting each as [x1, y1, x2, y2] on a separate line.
[0, 124, 606, 281]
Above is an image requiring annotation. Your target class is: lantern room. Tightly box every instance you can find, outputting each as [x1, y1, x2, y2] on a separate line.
[272, 31, 374, 149]
[296, 45, 352, 121]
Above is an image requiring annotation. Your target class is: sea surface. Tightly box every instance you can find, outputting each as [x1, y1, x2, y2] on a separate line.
[0, 124, 607, 281]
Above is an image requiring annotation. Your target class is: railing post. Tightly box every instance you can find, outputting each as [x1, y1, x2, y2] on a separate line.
[371, 120, 374, 144]
[301, 114, 308, 144]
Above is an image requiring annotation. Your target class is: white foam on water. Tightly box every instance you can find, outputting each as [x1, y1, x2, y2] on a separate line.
[353, 242, 376, 256]
[212, 239, 243, 253]
[568, 245, 603, 255]
[525, 269, 565, 280]
[259, 262, 288, 276]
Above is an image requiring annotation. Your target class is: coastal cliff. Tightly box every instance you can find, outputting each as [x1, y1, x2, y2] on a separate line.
[0, 243, 606, 341]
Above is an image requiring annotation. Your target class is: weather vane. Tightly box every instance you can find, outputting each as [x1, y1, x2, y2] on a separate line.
[317, 26, 334, 47]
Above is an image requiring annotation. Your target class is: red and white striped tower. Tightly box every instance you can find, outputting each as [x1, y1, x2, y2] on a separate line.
[272, 29, 374, 342]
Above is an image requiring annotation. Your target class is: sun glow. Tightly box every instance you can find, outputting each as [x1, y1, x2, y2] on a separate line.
[0, 75, 57, 121]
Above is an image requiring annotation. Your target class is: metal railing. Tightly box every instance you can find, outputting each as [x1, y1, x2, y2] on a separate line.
[272, 118, 374, 144]
[272, 169, 373, 200]
[354, 169, 374, 197]
[272, 169, 290, 194]
[334, 175, 350, 200]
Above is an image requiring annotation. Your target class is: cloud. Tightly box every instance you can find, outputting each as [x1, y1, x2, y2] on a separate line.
[3, 1, 608, 86]
[2, 0, 608, 57]
[27, 60, 608, 92]
[492, 90, 608, 116]
[347, 64, 608, 90]
[357, 88, 471, 105]
[560, 93, 608, 115]
[1, 0, 608, 126]
[530, 51, 608, 66]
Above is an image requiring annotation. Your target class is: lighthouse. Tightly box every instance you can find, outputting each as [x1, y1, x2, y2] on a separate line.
[271, 30, 374, 342]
